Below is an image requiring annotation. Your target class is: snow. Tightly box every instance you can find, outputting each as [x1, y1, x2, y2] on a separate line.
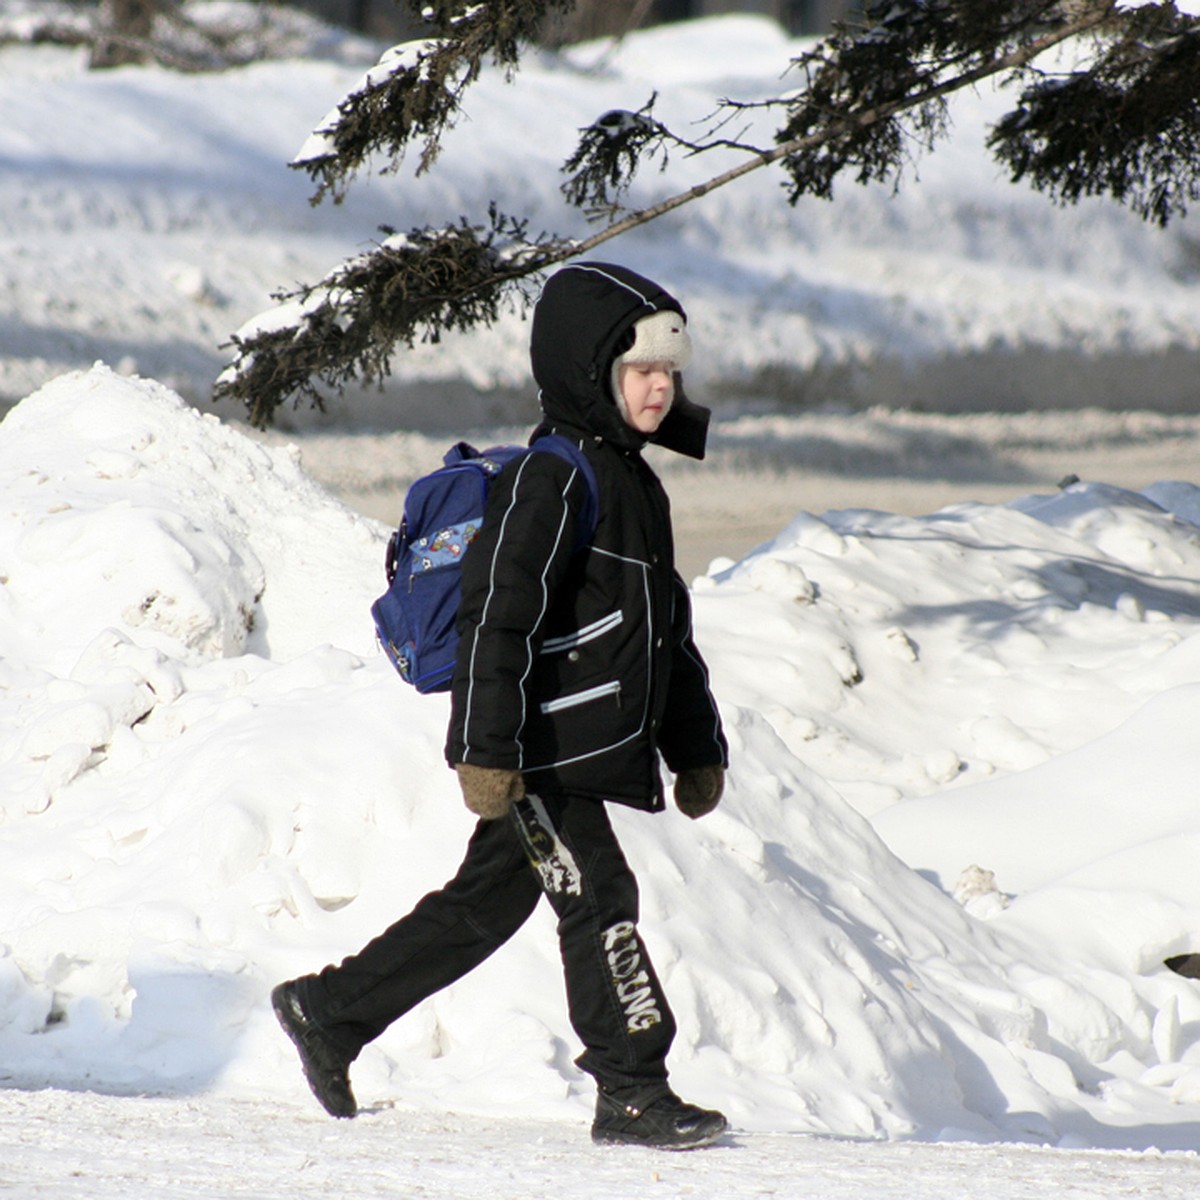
[291, 38, 441, 167]
[7, 363, 1200, 1190]
[4, 9, 1200, 1195]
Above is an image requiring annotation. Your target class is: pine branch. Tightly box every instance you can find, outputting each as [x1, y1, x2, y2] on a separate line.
[560, 95, 671, 213]
[989, 3, 1200, 225]
[294, 1, 573, 204]
[217, 1, 1200, 426]
[214, 208, 574, 428]
[568, 3, 1119, 251]
[558, 2, 1114, 215]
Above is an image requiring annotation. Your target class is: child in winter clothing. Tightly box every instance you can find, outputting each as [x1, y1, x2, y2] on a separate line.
[272, 262, 730, 1149]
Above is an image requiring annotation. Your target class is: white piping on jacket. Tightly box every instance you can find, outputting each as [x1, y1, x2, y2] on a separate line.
[540, 610, 623, 655]
[674, 576, 727, 763]
[524, 546, 656, 771]
[461, 454, 576, 767]
[561, 263, 660, 310]
[539, 680, 622, 714]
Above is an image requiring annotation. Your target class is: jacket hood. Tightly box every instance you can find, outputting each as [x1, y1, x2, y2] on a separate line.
[529, 262, 710, 459]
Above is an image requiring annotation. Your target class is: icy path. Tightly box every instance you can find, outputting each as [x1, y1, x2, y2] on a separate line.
[2, 1090, 1196, 1199]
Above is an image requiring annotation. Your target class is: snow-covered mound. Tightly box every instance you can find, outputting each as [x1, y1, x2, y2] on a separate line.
[1, 16, 1198, 423]
[4, 368, 1200, 1150]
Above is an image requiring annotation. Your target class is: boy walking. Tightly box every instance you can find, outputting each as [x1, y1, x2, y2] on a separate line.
[273, 262, 729, 1149]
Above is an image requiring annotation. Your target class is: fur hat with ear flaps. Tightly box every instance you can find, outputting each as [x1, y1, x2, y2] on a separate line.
[609, 310, 693, 424]
[617, 310, 693, 371]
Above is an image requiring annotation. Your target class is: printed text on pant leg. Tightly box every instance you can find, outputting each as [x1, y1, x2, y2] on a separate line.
[602, 920, 663, 1033]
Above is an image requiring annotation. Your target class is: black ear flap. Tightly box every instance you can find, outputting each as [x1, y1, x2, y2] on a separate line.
[648, 382, 710, 461]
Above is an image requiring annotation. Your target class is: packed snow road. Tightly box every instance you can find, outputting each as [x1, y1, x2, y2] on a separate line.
[2, 1089, 1196, 1199]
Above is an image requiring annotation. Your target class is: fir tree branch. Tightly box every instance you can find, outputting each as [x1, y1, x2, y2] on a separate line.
[989, 3, 1200, 225]
[295, 1, 574, 204]
[217, 1, 1199, 425]
[214, 208, 574, 428]
[567, 2, 1119, 253]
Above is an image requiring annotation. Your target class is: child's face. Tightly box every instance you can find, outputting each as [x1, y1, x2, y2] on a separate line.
[616, 361, 675, 434]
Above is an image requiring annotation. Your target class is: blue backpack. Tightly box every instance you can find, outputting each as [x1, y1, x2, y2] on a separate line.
[371, 437, 599, 693]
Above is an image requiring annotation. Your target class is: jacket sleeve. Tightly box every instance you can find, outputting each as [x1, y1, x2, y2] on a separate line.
[656, 571, 729, 774]
[446, 452, 591, 771]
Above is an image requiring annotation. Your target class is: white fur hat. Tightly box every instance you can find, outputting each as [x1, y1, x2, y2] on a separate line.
[609, 310, 692, 419]
[620, 309, 692, 370]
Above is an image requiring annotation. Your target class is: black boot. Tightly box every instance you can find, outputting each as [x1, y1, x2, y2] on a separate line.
[271, 980, 358, 1119]
[592, 1083, 727, 1149]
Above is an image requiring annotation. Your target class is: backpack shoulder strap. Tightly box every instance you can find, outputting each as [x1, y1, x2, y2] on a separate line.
[528, 434, 600, 546]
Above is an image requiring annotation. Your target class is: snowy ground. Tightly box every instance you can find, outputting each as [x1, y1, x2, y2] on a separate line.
[6, 8, 1200, 1196]
[4, 1091, 1199, 1200]
[6, 365, 1200, 1193]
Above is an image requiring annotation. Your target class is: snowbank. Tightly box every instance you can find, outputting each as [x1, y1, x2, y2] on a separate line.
[4, 368, 1200, 1151]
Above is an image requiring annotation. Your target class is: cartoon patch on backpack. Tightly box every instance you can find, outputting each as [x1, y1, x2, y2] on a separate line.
[413, 521, 479, 572]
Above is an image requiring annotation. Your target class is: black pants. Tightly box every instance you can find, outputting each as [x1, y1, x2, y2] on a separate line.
[297, 794, 677, 1090]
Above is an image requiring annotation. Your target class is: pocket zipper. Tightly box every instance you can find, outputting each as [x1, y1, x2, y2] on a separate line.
[540, 610, 623, 655]
[539, 680, 622, 714]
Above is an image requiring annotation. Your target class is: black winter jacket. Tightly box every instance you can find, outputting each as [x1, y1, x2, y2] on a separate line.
[444, 263, 728, 811]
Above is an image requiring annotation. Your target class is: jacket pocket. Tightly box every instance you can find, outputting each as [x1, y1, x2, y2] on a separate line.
[540, 609, 623, 656]
[538, 679, 621, 714]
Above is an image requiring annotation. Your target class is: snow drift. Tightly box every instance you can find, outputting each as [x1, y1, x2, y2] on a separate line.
[4, 367, 1200, 1150]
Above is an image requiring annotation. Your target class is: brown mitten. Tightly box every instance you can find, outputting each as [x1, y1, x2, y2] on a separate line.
[455, 763, 525, 820]
[673, 765, 724, 819]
